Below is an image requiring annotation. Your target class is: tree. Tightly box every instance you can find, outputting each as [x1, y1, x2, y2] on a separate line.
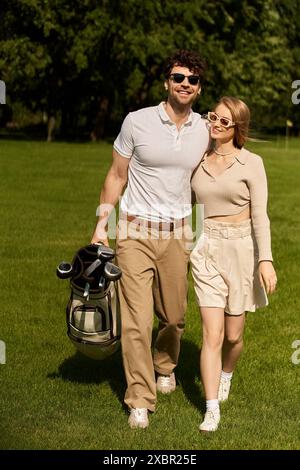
[0, 0, 298, 138]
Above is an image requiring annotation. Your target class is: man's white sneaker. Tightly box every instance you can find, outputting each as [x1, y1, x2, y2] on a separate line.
[218, 377, 231, 402]
[128, 408, 149, 429]
[156, 372, 176, 394]
[199, 410, 220, 432]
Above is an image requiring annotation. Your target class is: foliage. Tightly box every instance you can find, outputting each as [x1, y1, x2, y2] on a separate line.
[0, 0, 299, 137]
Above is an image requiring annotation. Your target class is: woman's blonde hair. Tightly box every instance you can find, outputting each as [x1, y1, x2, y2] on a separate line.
[215, 96, 250, 149]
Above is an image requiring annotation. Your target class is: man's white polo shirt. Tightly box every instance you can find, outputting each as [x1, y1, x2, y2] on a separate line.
[113, 102, 209, 222]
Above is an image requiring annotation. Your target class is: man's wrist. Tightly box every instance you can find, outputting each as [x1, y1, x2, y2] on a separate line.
[95, 221, 108, 240]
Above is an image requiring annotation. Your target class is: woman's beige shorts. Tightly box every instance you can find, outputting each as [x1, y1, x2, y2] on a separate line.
[190, 219, 268, 315]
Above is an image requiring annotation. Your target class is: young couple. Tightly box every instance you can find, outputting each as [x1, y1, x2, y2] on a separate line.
[91, 50, 277, 432]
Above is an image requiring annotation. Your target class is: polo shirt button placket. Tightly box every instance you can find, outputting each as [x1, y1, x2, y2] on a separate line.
[174, 129, 182, 151]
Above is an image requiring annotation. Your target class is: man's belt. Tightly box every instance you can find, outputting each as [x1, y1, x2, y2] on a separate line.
[120, 213, 186, 232]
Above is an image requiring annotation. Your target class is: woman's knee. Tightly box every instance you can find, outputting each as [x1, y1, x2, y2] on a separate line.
[225, 332, 243, 346]
[202, 329, 224, 350]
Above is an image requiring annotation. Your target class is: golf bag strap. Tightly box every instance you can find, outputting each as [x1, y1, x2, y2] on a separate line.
[107, 289, 114, 340]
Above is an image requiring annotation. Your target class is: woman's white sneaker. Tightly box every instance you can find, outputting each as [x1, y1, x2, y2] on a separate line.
[199, 410, 220, 432]
[218, 377, 231, 402]
[128, 408, 149, 429]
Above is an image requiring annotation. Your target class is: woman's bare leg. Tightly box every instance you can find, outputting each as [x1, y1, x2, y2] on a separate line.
[200, 307, 225, 399]
[222, 313, 245, 372]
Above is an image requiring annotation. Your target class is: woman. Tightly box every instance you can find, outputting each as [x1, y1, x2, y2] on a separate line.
[190, 96, 277, 432]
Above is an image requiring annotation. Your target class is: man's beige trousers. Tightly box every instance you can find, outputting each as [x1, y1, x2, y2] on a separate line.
[116, 220, 190, 411]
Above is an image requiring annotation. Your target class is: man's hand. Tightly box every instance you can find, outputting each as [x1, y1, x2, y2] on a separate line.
[91, 235, 110, 247]
[91, 223, 110, 247]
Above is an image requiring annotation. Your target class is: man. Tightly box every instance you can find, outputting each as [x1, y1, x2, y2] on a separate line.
[91, 50, 209, 428]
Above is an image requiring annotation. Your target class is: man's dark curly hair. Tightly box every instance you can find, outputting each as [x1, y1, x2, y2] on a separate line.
[164, 49, 207, 85]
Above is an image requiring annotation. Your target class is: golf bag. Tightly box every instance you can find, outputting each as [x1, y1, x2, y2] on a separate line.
[57, 244, 122, 360]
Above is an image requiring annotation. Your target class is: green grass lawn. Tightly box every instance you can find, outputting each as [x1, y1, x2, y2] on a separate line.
[0, 137, 299, 450]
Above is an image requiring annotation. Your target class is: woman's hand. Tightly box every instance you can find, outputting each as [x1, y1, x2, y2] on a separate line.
[259, 261, 277, 294]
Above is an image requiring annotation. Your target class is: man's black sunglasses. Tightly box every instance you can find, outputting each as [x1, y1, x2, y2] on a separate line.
[169, 73, 200, 86]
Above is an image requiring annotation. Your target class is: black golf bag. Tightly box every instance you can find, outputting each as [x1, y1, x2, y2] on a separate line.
[57, 244, 122, 360]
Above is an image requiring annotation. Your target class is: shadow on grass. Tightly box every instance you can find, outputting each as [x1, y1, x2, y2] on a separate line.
[48, 330, 205, 414]
[48, 349, 126, 408]
[176, 340, 206, 414]
[151, 328, 206, 414]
